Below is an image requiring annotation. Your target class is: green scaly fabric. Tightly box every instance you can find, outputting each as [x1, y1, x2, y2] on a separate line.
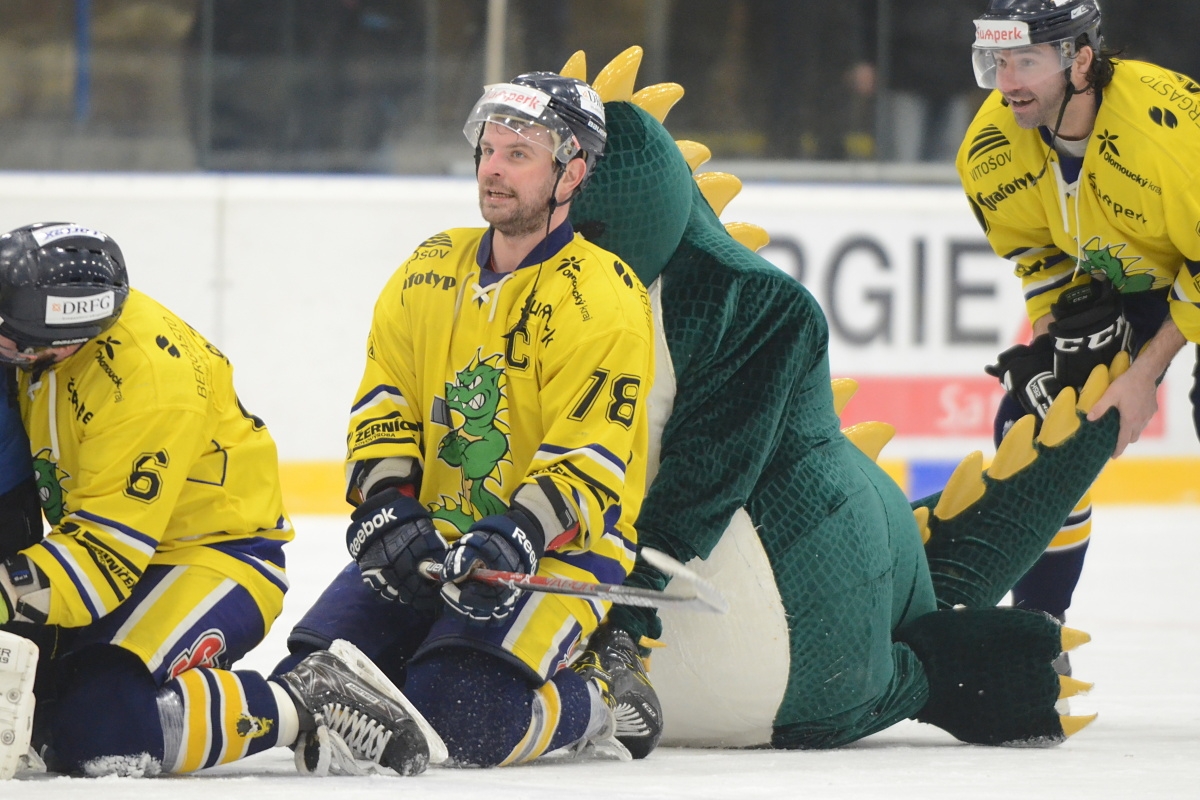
[571, 101, 1116, 748]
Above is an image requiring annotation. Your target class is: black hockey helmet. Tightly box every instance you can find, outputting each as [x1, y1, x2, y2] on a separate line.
[464, 71, 607, 185]
[0, 222, 129, 351]
[972, 0, 1103, 88]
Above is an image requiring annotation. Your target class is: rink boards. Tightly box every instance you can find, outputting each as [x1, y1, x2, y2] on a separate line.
[0, 172, 1194, 511]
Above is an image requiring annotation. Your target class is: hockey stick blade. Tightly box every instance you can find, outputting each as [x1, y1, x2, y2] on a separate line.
[639, 548, 731, 614]
[418, 559, 728, 613]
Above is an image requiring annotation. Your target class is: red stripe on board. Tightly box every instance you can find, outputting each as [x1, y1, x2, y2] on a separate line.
[836, 376, 1165, 438]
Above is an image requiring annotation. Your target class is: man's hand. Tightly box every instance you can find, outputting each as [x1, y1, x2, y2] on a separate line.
[440, 513, 544, 625]
[1086, 317, 1187, 458]
[346, 486, 448, 612]
[1086, 368, 1157, 457]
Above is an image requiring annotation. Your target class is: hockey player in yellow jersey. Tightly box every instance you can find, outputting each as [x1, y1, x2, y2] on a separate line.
[960, 0, 1200, 641]
[282, 71, 662, 766]
[0, 223, 442, 779]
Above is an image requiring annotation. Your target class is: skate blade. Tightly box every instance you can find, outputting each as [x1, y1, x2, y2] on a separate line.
[327, 639, 449, 765]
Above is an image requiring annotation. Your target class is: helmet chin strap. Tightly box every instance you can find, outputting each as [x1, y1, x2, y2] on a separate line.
[509, 164, 567, 340]
[546, 165, 566, 218]
[1029, 71, 1080, 187]
[1046, 74, 1079, 147]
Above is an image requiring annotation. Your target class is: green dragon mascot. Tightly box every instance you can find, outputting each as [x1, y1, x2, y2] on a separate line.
[566, 47, 1121, 750]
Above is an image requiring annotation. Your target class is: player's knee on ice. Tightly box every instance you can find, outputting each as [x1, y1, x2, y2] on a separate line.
[405, 647, 592, 766]
[48, 645, 164, 774]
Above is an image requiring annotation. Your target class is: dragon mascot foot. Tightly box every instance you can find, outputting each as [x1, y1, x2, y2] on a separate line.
[896, 607, 1094, 745]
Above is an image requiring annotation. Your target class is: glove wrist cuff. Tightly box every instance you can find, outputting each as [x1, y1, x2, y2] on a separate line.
[504, 508, 546, 559]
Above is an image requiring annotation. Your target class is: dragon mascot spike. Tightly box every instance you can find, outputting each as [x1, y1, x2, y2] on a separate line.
[568, 46, 1118, 749]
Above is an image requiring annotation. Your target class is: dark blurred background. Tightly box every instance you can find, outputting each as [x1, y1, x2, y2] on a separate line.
[0, 0, 1190, 175]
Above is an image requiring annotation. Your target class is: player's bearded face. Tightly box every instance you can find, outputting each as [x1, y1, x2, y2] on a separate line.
[994, 45, 1071, 129]
[477, 123, 561, 238]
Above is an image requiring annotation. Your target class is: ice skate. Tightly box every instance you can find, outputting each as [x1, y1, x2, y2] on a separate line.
[278, 639, 446, 776]
[572, 626, 663, 760]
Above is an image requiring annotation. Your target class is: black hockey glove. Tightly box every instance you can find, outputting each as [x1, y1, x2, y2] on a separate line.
[1048, 280, 1131, 390]
[0, 554, 52, 625]
[604, 558, 667, 657]
[985, 334, 1059, 419]
[440, 511, 544, 625]
[346, 486, 448, 612]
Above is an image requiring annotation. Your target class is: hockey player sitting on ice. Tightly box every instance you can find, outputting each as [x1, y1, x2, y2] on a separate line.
[558, 46, 1122, 750]
[0, 223, 442, 780]
[276, 70, 662, 767]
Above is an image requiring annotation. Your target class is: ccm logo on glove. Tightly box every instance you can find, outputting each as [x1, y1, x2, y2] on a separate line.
[1053, 318, 1128, 353]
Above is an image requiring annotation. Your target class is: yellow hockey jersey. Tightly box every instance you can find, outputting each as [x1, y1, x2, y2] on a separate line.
[18, 289, 291, 627]
[957, 59, 1200, 342]
[347, 226, 654, 582]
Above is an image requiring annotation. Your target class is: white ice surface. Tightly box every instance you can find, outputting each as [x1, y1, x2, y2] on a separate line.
[10, 506, 1199, 798]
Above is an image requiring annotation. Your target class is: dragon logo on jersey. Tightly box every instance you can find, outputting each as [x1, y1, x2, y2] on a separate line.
[431, 351, 510, 532]
[1078, 237, 1156, 292]
[32, 449, 69, 525]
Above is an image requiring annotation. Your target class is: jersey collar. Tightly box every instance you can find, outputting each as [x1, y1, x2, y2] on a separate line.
[476, 220, 575, 274]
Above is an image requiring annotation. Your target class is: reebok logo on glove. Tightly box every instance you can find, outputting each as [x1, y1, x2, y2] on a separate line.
[348, 507, 398, 558]
[511, 525, 539, 574]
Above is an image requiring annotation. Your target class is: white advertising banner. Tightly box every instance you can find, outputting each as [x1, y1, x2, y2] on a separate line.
[0, 174, 1192, 463]
[740, 183, 1191, 460]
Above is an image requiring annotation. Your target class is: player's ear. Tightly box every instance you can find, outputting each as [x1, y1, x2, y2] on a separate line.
[557, 158, 588, 202]
[1071, 45, 1095, 91]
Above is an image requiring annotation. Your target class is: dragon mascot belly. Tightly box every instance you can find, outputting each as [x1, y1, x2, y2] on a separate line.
[565, 48, 1120, 749]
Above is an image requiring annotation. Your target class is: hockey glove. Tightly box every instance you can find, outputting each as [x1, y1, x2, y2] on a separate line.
[0, 554, 52, 625]
[440, 511, 544, 625]
[985, 334, 1059, 419]
[604, 558, 667, 656]
[346, 486, 448, 613]
[1048, 280, 1131, 390]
